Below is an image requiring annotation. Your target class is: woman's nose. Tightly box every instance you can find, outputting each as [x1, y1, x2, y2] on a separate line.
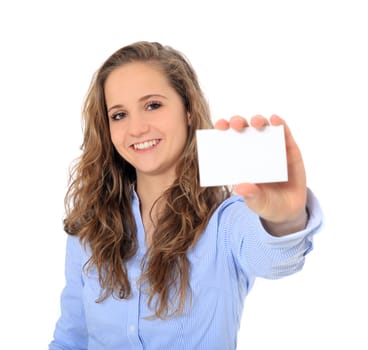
[128, 112, 150, 137]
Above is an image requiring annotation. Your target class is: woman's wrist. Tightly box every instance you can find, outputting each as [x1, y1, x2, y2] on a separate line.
[261, 208, 309, 237]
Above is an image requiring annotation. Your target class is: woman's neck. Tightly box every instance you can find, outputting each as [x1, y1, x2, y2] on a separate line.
[136, 176, 172, 210]
[135, 175, 175, 246]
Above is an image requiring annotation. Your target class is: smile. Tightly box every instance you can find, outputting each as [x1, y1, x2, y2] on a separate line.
[132, 139, 161, 151]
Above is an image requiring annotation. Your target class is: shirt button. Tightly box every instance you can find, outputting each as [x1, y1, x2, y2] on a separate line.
[129, 324, 136, 333]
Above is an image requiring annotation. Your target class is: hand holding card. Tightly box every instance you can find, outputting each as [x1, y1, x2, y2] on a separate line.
[199, 115, 308, 229]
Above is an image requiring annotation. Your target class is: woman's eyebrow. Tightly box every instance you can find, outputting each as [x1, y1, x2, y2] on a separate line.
[138, 94, 168, 102]
[107, 104, 124, 114]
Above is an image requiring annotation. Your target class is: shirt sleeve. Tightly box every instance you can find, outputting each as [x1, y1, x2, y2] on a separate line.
[224, 188, 323, 279]
[48, 235, 88, 350]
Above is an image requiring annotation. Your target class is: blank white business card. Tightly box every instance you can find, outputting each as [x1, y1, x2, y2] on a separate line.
[196, 126, 288, 187]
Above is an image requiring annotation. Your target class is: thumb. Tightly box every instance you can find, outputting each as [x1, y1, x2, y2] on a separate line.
[234, 183, 260, 199]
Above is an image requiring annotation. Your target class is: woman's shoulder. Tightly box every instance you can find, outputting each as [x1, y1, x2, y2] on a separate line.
[207, 194, 258, 234]
[66, 234, 90, 262]
[218, 193, 245, 209]
[215, 194, 251, 219]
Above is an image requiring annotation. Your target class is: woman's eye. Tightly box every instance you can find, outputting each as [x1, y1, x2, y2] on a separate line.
[146, 101, 162, 111]
[111, 112, 127, 121]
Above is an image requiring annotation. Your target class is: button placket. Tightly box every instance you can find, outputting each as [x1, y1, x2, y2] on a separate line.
[126, 269, 143, 348]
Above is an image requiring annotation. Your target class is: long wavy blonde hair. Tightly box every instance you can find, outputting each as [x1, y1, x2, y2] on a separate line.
[64, 41, 230, 318]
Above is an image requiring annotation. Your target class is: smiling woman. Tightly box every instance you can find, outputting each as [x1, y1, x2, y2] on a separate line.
[105, 62, 189, 184]
[48, 41, 323, 350]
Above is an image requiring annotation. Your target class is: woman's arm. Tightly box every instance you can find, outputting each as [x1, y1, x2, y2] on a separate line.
[223, 188, 322, 280]
[49, 235, 88, 350]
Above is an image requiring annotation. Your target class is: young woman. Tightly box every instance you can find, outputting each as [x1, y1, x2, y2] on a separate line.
[49, 41, 322, 350]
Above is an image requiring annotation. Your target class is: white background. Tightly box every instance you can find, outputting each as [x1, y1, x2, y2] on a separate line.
[1, 0, 367, 349]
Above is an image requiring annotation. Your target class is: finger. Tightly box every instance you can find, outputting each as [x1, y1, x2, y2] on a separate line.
[234, 183, 268, 218]
[229, 115, 249, 131]
[233, 183, 260, 199]
[214, 118, 229, 130]
[270, 114, 298, 155]
[269, 114, 284, 126]
[250, 115, 270, 129]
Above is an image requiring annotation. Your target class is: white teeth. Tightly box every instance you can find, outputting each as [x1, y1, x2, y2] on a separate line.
[133, 139, 159, 150]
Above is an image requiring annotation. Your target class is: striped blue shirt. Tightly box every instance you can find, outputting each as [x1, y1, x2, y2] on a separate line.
[49, 188, 322, 350]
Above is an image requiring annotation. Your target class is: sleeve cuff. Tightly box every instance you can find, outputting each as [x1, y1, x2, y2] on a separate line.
[256, 187, 324, 248]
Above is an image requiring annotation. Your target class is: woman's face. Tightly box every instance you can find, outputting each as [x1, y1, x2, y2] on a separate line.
[105, 62, 189, 184]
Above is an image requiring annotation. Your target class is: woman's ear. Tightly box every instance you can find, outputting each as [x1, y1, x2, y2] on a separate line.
[187, 112, 192, 126]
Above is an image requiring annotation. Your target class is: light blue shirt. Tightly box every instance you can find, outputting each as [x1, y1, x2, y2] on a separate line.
[49, 189, 322, 350]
